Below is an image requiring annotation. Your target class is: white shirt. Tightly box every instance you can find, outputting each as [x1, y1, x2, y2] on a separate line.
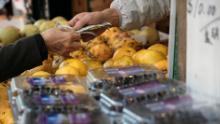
[111, 0, 170, 30]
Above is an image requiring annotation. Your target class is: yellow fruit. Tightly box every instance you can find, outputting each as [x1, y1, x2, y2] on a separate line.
[84, 59, 102, 70]
[39, 21, 56, 32]
[113, 46, 136, 59]
[86, 36, 105, 49]
[32, 71, 51, 77]
[113, 56, 135, 67]
[55, 66, 80, 76]
[21, 65, 45, 76]
[108, 27, 122, 33]
[133, 49, 166, 65]
[34, 19, 47, 28]
[122, 38, 142, 50]
[154, 59, 168, 71]
[57, 20, 68, 25]
[21, 24, 39, 37]
[71, 84, 87, 94]
[52, 17, 68, 25]
[0, 107, 14, 124]
[101, 27, 123, 41]
[148, 43, 168, 56]
[69, 50, 89, 60]
[103, 27, 122, 36]
[103, 59, 115, 68]
[107, 32, 130, 45]
[89, 43, 113, 62]
[141, 27, 159, 44]
[0, 26, 20, 45]
[52, 16, 67, 23]
[129, 29, 140, 35]
[59, 59, 88, 76]
[109, 38, 125, 49]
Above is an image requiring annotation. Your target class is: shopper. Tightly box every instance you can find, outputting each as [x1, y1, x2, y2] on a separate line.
[69, 0, 170, 30]
[0, 28, 81, 82]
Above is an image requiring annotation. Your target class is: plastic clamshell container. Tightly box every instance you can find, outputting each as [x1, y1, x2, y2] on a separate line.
[99, 79, 186, 113]
[9, 75, 88, 95]
[122, 96, 220, 124]
[86, 65, 165, 96]
[8, 75, 110, 124]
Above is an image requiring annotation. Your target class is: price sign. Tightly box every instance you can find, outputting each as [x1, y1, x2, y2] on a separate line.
[187, 0, 220, 102]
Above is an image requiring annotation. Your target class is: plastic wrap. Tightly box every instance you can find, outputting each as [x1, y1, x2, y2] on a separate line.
[86, 66, 164, 97]
[8, 76, 110, 124]
[99, 79, 186, 113]
[122, 96, 220, 124]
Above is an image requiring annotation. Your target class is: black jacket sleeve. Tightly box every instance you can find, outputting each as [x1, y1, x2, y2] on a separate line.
[0, 34, 48, 82]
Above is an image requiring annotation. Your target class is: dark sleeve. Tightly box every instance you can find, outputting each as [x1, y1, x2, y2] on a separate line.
[0, 34, 48, 82]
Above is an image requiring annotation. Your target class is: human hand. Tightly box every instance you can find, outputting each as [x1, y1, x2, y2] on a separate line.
[69, 8, 120, 30]
[69, 12, 104, 30]
[41, 28, 81, 56]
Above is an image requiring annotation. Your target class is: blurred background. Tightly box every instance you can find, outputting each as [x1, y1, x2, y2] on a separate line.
[0, 0, 169, 33]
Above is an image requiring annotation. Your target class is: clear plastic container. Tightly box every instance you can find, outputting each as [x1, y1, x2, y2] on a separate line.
[86, 65, 165, 96]
[8, 75, 110, 124]
[99, 79, 186, 113]
[122, 96, 220, 124]
[9, 75, 88, 96]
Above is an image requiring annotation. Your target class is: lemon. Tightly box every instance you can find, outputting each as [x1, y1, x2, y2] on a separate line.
[89, 43, 113, 62]
[55, 66, 80, 76]
[32, 71, 51, 77]
[103, 59, 115, 68]
[113, 46, 136, 59]
[0, 26, 20, 45]
[154, 59, 168, 71]
[34, 19, 47, 28]
[21, 24, 39, 37]
[39, 21, 56, 32]
[84, 59, 102, 70]
[141, 27, 159, 43]
[133, 49, 166, 65]
[59, 59, 88, 76]
[113, 56, 135, 67]
[148, 43, 168, 56]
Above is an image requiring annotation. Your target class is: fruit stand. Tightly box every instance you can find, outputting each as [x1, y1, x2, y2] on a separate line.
[1, 0, 220, 124]
[0, 15, 171, 124]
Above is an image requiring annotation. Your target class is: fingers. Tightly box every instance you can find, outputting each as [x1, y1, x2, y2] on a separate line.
[68, 12, 88, 27]
[41, 27, 82, 56]
[60, 31, 82, 56]
[73, 19, 88, 30]
[68, 31, 81, 41]
[68, 17, 78, 27]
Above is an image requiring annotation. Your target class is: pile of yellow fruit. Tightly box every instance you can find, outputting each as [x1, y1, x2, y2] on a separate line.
[0, 84, 14, 124]
[23, 26, 168, 78]
[0, 16, 68, 46]
[1, 25, 168, 123]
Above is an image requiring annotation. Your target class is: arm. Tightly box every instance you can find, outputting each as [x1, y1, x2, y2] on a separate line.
[69, 0, 170, 30]
[0, 28, 81, 82]
[0, 34, 47, 82]
[110, 0, 170, 30]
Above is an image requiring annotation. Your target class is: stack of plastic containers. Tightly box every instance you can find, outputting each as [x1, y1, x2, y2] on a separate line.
[8, 75, 110, 124]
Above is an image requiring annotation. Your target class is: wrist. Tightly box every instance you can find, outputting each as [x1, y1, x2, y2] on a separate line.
[36, 34, 48, 60]
[40, 31, 50, 50]
[101, 8, 120, 27]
